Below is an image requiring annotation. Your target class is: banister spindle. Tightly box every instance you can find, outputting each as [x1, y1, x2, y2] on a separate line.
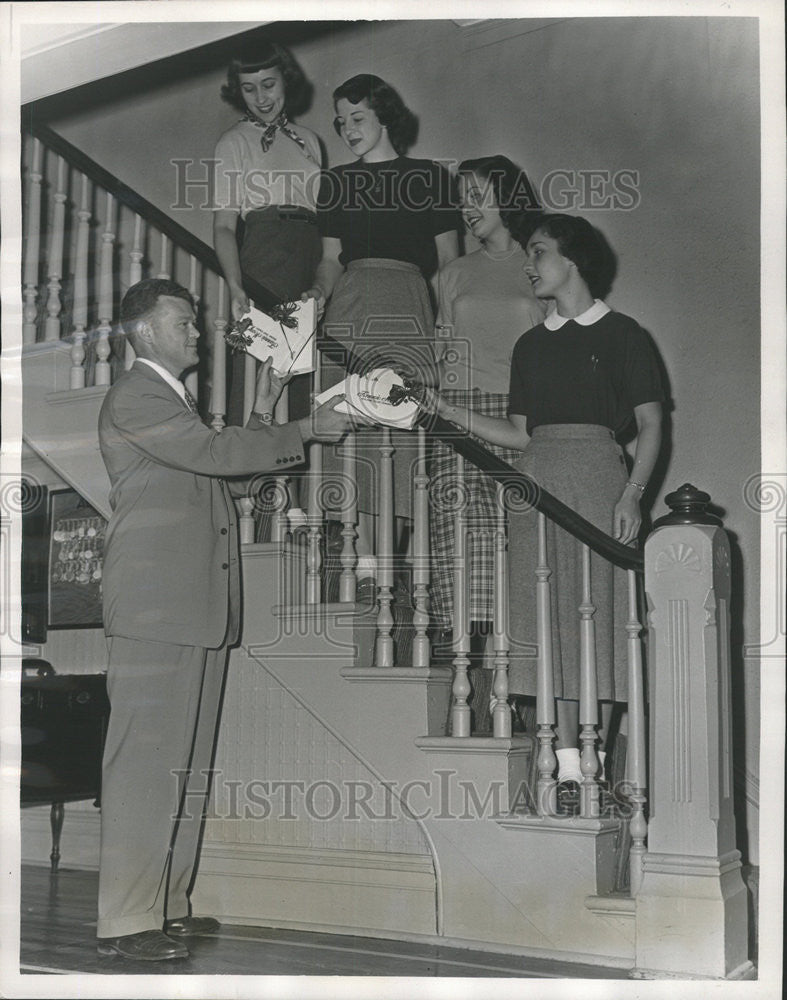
[450, 454, 471, 736]
[44, 155, 67, 341]
[23, 137, 43, 344]
[94, 191, 115, 386]
[535, 512, 557, 815]
[411, 427, 431, 668]
[625, 568, 647, 894]
[306, 368, 323, 605]
[125, 213, 145, 369]
[339, 431, 358, 602]
[157, 232, 170, 279]
[210, 278, 227, 431]
[243, 353, 256, 425]
[491, 483, 511, 738]
[271, 387, 291, 542]
[69, 173, 91, 388]
[578, 543, 600, 818]
[184, 254, 201, 404]
[375, 428, 395, 667]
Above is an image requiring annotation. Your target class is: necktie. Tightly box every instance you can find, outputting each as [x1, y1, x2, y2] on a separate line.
[183, 386, 199, 415]
[243, 111, 318, 163]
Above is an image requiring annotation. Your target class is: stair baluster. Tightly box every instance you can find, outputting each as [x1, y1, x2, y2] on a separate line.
[210, 277, 227, 432]
[184, 254, 200, 404]
[94, 192, 115, 386]
[338, 431, 358, 602]
[625, 567, 647, 894]
[157, 232, 170, 279]
[69, 173, 90, 389]
[125, 214, 143, 369]
[491, 482, 511, 738]
[306, 365, 323, 605]
[375, 428, 395, 667]
[578, 542, 601, 818]
[44, 155, 67, 342]
[535, 512, 557, 814]
[411, 427, 431, 668]
[450, 454, 471, 736]
[271, 387, 291, 542]
[22, 137, 42, 345]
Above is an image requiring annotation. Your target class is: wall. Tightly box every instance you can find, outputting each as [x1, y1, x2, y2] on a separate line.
[42, 16, 762, 860]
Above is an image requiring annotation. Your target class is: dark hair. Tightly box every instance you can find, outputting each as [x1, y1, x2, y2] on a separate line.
[521, 213, 610, 298]
[457, 155, 541, 235]
[120, 279, 194, 341]
[332, 74, 417, 154]
[220, 42, 307, 115]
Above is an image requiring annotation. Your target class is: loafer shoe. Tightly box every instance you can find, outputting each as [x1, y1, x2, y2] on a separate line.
[165, 916, 220, 937]
[97, 929, 188, 961]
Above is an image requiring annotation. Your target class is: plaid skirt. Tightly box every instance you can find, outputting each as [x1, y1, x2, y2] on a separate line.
[429, 390, 523, 627]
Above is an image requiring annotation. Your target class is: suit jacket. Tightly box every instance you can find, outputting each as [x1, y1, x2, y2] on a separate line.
[98, 361, 305, 648]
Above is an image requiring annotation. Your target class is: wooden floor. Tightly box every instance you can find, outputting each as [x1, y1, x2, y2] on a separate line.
[19, 864, 629, 979]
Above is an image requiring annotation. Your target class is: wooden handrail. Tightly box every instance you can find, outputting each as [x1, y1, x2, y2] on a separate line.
[23, 118, 282, 310]
[24, 118, 643, 572]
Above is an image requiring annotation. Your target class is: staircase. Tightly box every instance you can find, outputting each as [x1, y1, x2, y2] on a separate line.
[18, 118, 753, 979]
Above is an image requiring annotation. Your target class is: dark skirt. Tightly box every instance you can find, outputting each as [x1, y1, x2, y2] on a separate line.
[226, 207, 322, 427]
[507, 424, 631, 702]
[428, 389, 523, 627]
[320, 259, 436, 519]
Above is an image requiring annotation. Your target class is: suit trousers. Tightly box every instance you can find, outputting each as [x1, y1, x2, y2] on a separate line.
[97, 636, 228, 938]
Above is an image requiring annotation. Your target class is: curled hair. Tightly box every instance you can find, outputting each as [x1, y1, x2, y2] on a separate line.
[457, 155, 541, 236]
[522, 213, 612, 298]
[220, 42, 308, 115]
[332, 74, 417, 155]
[119, 279, 194, 340]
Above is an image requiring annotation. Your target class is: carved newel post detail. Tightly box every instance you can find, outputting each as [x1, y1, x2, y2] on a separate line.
[635, 485, 753, 979]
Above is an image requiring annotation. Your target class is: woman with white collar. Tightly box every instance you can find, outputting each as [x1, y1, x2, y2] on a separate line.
[428, 213, 664, 790]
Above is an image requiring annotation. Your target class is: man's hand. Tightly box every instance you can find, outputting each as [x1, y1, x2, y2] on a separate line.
[253, 357, 289, 418]
[298, 395, 365, 443]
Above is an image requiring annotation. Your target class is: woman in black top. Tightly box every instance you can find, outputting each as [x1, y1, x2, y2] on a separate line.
[303, 74, 459, 582]
[428, 214, 664, 785]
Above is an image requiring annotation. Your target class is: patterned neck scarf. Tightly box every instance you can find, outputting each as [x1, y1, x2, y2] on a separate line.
[242, 111, 317, 163]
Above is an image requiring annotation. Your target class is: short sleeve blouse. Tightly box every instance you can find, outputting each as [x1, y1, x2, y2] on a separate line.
[317, 156, 458, 278]
[508, 310, 665, 435]
[212, 120, 322, 217]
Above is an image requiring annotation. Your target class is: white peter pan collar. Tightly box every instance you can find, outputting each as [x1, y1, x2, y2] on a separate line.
[543, 299, 611, 330]
[137, 358, 187, 402]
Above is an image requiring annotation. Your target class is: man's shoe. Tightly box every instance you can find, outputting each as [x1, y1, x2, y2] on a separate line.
[97, 929, 188, 961]
[165, 916, 220, 937]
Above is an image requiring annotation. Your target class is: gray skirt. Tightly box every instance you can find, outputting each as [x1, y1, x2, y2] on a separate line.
[507, 424, 631, 702]
[320, 259, 436, 518]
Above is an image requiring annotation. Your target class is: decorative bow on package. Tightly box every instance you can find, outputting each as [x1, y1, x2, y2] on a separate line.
[313, 368, 424, 430]
[224, 299, 316, 376]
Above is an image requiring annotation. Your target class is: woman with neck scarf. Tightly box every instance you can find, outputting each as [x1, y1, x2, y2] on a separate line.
[213, 42, 322, 430]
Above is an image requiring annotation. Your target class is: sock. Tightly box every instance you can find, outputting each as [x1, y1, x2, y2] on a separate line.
[555, 747, 582, 783]
[356, 555, 377, 580]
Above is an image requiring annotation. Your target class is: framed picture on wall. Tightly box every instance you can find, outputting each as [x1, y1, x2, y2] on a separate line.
[47, 488, 106, 629]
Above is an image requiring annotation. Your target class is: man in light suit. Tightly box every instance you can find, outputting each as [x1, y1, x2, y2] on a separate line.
[96, 278, 352, 961]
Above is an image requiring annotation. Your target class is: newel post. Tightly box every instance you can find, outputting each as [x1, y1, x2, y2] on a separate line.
[634, 484, 753, 980]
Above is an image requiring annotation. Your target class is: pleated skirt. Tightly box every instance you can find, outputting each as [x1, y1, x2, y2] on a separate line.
[507, 424, 631, 702]
[320, 259, 436, 519]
